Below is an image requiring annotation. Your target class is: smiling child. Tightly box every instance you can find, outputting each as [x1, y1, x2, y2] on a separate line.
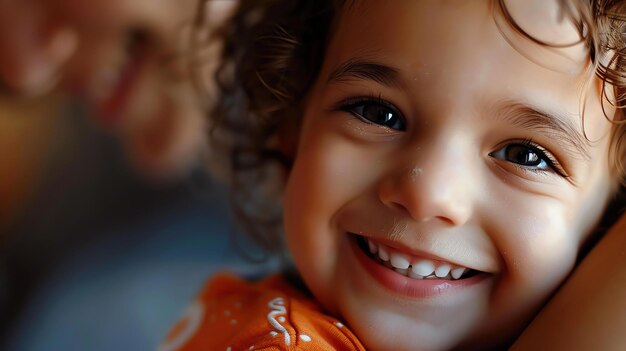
[161, 0, 626, 350]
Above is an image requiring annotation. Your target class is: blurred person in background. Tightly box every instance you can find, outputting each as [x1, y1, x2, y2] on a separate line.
[0, 1, 245, 350]
[0, 0, 218, 178]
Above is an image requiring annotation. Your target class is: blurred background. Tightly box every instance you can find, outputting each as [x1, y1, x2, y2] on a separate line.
[0, 1, 273, 350]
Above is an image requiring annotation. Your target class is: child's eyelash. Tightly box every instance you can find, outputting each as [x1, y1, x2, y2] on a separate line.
[330, 98, 569, 179]
[331, 94, 400, 115]
[517, 138, 569, 178]
[331, 94, 407, 131]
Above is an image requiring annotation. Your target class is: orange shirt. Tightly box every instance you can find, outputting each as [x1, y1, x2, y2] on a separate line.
[159, 273, 366, 351]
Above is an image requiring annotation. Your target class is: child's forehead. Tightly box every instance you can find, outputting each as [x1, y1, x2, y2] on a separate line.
[333, 1, 588, 74]
[315, 0, 613, 172]
[325, 1, 594, 109]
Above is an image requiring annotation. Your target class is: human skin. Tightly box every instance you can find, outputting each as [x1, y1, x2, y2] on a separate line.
[0, 0, 234, 177]
[510, 211, 626, 350]
[283, 0, 616, 350]
[0, 0, 195, 101]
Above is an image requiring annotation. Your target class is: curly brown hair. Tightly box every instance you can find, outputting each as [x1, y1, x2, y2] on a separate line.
[193, 0, 626, 259]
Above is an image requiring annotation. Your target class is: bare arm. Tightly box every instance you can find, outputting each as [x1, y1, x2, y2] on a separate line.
[511, 213, 626, 350]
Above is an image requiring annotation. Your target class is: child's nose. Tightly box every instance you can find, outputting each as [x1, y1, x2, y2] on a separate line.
[376, 140, 475, 227]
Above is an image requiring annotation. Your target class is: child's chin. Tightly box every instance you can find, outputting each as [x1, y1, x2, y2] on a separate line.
[339, 308, 477, 351]
[337, 292, 526, 351]
[314, 234, 499, 351]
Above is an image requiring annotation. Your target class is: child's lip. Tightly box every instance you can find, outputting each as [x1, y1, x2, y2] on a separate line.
[347, 233, 492, 298]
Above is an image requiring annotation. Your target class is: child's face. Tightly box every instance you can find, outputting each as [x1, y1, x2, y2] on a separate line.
[283, 0, 616, 350]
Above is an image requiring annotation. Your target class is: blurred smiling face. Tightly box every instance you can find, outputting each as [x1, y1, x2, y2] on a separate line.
[4, 0, 199, 119]
[283, 0, 615, 350]
[55, 0, 205, 173]
[59, 0, 204, 174]
[0, 0, 231, 176]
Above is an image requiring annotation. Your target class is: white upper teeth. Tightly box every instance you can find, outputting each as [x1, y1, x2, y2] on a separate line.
[451, 267, 467, 279]
[367, 238, 470, 280]
[368, 240, 378, 254]
[412, 259, 435, 276]
[435, 264, 452, 278]
[378, 245, 390, 261]
[389, 252, 411, 269]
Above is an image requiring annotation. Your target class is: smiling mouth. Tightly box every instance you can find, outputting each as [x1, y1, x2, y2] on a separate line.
[354, 234, 481, 281]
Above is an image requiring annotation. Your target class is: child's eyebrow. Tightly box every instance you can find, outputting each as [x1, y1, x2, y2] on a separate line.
[327, 57, 404, 89]
[497, 102, 591, 161]
[327, 58, 591, 162]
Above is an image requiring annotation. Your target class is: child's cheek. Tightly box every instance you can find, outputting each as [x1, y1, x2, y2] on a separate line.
[283, 113, 388, 310]
[511, 209, 575, 286]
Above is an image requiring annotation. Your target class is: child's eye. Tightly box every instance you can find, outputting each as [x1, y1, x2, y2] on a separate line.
[338, 97, 406, 131]
[489, 140, 568, 177]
